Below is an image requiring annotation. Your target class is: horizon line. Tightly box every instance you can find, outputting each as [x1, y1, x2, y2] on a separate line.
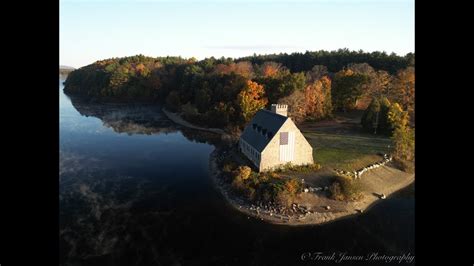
[60, 48, 414, 69]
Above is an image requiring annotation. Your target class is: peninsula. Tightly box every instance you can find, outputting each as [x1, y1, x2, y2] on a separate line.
[162, 102, 414, 226]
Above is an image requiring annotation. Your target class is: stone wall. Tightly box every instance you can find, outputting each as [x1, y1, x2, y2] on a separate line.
[334, 154, 393, 179]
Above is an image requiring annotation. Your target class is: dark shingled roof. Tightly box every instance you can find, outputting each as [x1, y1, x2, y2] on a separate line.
[240, 109, 288, 152]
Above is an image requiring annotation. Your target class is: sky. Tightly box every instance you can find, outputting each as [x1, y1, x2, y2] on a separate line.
[60, 0, 414, 68]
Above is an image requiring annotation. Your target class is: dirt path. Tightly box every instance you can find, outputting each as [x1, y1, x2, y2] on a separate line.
[162, 108, 226, 134]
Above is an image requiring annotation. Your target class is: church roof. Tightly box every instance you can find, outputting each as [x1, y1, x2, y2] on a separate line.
[240, 109, 289, 152]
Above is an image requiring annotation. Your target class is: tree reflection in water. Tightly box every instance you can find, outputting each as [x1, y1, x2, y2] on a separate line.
[67, 94, 224, 146]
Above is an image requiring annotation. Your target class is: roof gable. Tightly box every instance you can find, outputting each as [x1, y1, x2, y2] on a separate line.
[240, 110, 289, 152]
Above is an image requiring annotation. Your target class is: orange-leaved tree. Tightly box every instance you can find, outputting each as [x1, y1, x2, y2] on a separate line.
[304, 76, 333, 120]
[390, 67, 415, 118]
[261, 62, 282, 78]
[237, 80, 268, 123]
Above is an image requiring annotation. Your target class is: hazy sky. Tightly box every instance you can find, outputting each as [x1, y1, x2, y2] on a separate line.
[60, 0, 414, 68]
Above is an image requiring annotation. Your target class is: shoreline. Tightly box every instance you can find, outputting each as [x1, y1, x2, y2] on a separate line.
[161, 108, 226, 135]
[209, 148, 414, 226]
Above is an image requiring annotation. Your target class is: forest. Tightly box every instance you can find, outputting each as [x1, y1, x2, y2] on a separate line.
[63, 49, 414, 135]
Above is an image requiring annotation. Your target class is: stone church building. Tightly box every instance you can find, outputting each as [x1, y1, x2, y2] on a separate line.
[239, 104, 314, 172]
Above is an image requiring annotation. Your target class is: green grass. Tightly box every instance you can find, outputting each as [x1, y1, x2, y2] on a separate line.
[303, 132, 391, 171]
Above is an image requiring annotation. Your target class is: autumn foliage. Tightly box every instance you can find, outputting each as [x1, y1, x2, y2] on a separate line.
[260, 62, 283, 78]
[304, 76, 333, 120]
[64, 50, 413, 131]
[278, 75, 332, 123]
[237, 80, 268, 122]
[213, 62, 254, 78]
[390, 67, 415, 120]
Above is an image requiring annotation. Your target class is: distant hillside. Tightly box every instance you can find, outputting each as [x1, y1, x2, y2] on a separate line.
[60, 65, 75, 75]
[63, 51, 414, 130]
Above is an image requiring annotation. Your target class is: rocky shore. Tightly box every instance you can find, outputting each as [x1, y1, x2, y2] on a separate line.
[209, 148, 415, 226]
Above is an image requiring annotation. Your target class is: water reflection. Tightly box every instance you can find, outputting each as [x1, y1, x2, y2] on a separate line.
[66, 93, 224, 147]
[69, 95, 175, 134]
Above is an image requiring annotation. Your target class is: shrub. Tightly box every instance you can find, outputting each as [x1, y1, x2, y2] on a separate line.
[329, 182, 345, 201]
[245, 187, 256, 201]
[284, 177, 302, 195]
[329, 174, 364, 201]
[275, 179, 302, 207]
[291, 163, 322, 173]
[222, 162, 237, 173]
[392, 127, 414, 162]
[261, 189, 273, 202]
[226, 163, 304, 206]
[272, 163, 321, 173]
[261, 177, 302, 207]
[392, 157, 414, 173]
[233, 166, 252, 181]
[231, 174, 247, 195]
[247, 172, 262, 186]
[267, 172, 280, 180]
[256, 181, 282, 204]
[275, 190, 294, 207]
[230, 165, 260, 201]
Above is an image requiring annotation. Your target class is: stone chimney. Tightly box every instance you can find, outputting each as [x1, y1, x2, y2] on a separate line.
[271, 104, 288, 117]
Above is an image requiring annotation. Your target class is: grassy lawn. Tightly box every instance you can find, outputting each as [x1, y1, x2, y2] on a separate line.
[303, 131, 391, 171]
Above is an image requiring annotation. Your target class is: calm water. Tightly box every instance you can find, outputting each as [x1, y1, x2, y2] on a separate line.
[59, 78, 415, 266]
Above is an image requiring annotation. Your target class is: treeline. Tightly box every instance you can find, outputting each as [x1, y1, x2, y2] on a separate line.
[237, 49, 414, 74]
[64, 50, 414, 131]
[60, 67, 75, 76]
[64, 55, 191, 100]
